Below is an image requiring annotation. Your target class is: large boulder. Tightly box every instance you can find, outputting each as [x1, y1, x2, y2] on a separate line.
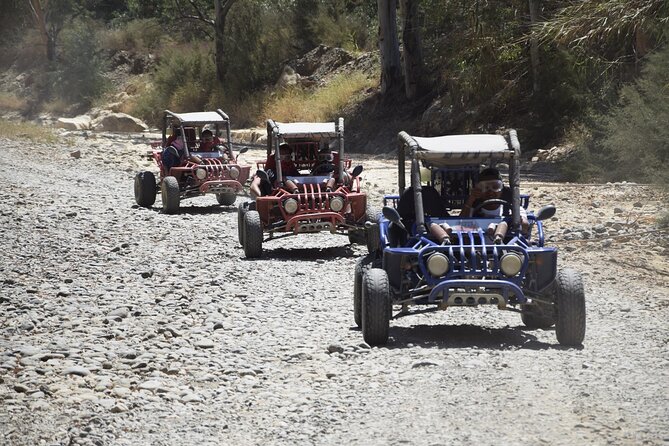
[91, 112, 148, 132]
[56, 115, 92, 130]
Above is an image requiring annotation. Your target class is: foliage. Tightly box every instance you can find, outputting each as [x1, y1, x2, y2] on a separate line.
[222, 1, 299, 99]
[131, 44, 216, 126]
[596, 44, 669, 185]
[53, 19, 108, 106]
[99, 18, 165, 52]
[297, 0, 376, 53]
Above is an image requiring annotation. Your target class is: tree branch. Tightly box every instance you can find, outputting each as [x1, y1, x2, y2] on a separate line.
[173, 0, 215, 27]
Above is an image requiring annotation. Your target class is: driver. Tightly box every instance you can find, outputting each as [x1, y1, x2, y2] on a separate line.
[460, 167, 529, 236]
[311, 146, 337, 192]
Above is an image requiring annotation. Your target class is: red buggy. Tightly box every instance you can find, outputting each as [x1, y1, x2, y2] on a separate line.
[134, 109, 250, 213]
[238, 118, 372, 258]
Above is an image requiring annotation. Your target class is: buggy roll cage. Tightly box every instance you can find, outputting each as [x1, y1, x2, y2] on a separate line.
[161, 109, 234, 160]
[397, 130, 522, 235]
[265, 118, 345, 186]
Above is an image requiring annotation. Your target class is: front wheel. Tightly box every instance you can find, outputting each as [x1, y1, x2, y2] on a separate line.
[554, 269, 586, 346]
[161, 176, 180, 214]
[134, 171, 156, 207]
[243, 210, 263, 258]
[362, 268, 391, 346]
[216, 192, 236, 206]
[365, 203, 381, 254]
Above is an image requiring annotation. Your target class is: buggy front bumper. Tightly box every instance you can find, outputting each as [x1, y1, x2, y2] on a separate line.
[422, 279, 527, 307]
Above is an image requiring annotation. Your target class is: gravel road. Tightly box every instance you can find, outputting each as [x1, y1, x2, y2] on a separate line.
[1, 131, 667, 446]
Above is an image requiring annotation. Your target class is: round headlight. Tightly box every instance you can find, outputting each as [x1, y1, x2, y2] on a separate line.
[195, 167, 207, 180]
[500, 252, 523, 277]
[427, 252, 449, 277]
[330, 196, 345, 212]
[228, 166, 240, 180]
[284, 198, 298, 214]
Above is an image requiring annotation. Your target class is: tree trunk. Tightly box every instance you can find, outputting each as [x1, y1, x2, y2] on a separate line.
[400, 0, 423, 99]
[213, 0, 239, 84]
[377, 0, 402, 95]
[28, 0, 55, 62]
[528, 0, 541, 94]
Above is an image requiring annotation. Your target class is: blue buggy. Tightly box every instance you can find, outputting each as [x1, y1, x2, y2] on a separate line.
[355, 130, 586, 346]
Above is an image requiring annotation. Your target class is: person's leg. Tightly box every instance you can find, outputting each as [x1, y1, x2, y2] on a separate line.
[250, 176, 263, 199]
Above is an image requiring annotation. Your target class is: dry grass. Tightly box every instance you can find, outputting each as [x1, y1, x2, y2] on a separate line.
[0, 121, 58, 144]
[0, 93, 28, 112]
[262, 72, 376, 122]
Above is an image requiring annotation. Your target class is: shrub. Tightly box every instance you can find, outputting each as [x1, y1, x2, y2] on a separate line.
[54, 19, 108, 106]
[99, 18, 165, 52]
[131, 44, 216, 126]
[595, 44, 669, 186]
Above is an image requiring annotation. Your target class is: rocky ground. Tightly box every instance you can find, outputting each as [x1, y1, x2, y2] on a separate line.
[1, 130, 668, 446]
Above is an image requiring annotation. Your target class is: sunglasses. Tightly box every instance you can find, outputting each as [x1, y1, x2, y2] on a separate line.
[477, 179, 503, 193]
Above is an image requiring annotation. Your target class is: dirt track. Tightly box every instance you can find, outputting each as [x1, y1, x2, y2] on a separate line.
[1, 131, 668, 445]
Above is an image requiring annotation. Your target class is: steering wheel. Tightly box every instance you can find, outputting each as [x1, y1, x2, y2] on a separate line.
[472, 199, 511, 215]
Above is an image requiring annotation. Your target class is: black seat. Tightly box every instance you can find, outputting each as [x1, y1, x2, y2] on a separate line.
[397, 186, 449, 221]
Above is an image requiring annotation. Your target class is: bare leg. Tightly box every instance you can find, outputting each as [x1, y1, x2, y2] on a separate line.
[325, 177, 336, 192]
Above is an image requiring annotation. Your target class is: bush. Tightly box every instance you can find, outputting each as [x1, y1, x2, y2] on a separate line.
[594, 44, 669, 186]
[0, 121, 57, 144]
[131, 44, 216, 126]
[99, 18, 165, 52]
[54, 20, 108, 106]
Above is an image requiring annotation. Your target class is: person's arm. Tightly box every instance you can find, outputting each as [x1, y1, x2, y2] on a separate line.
[459, 189, 482, 217]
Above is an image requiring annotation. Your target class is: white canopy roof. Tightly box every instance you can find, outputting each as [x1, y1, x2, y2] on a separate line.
[166, 110, 229, 125]
[403, 133, 515, 166]
[273, 122, 338, 138]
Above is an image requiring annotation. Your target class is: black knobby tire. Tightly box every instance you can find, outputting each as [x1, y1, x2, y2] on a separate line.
[365, 203, 381, 255]
[348, 230, 366, 245]
[237, 202, 248, 246]
[161, 176, 180, 214]
[353, 256, 374, 328]
[520, 300, 555, 329]
[217, 192, 237, 206]
[243, 210, 263, 258]
[134, 171, 156, 207]
[554, 268, 586, 346]
[362, 268, 391, 346]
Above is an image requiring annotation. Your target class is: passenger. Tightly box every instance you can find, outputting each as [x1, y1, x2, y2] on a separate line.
[249, 142, 300, 198]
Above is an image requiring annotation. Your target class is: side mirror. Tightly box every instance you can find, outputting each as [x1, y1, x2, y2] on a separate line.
[238, 146, 249, 154]
[382, 206, 406, 231]
[351, 165, 363, 178]
[534, 204, 556, 221]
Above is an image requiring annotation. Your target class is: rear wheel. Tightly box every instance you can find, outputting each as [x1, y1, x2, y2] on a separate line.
[243, 210, 263, 258]
[134, 171, 156, 207]
[362, 268, 391, 346]
[161, 176, 180, 214]
[237, 202, 248, 246]
[554, 269, 586, 346]
[216, 192, 236, 206]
